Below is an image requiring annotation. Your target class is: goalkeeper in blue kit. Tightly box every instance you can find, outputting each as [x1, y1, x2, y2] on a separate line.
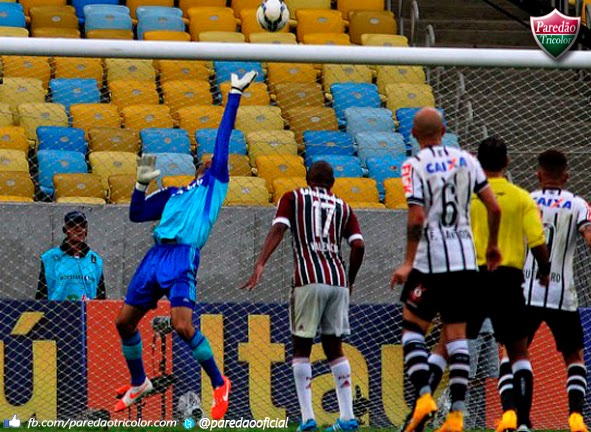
[113, 71, 257, 419]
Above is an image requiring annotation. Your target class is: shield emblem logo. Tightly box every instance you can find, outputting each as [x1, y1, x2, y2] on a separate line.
[530, 9, 580, 60]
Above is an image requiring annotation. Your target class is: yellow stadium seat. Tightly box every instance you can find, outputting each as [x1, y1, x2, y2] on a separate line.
[582, 0, 591, 26]
[161, 80, 213, 115]
[121, 104, 174, 130]
[89, 151, 137, 190]
[108, 174, 136, 204]
[17, 103, 68, 143]
[348, 10, 396, 44]
[71, 104, 121, 134]
[1, 56, 50, 89]
[0, 149, 29, 172]
[86, 30, 134, 39]
[0, 126, 28, 154]
[332, 177, 379, 204]
[144, 30, 191, 41]
[272, 176, 307, 203]
[0, 27, 29, 37]
[274, 83, 324, 113]
[0, 104, 13, 127]
[176, 105, 224, 145]
[180, 0, 226, 16]
[285, 106, 338, 144]
[225, 176, 271, 206]
[321, 64, 373, 92]
[220, 82, 270, 106]
[303, 33, 351, 45]
[361, 33, 409, 46]
[105, 58, 157, 83]
[296, 9, 345, 42]
[31, 27, 80, 38]
[231, 0, 260, 18]
[350, 201, 386, 209]
[384, 177, 407, 209]
[0, 171, 34, 200]
[0, 196, 33, 202]
[188, 7, 237, 41]
[53, 57, 104, 83]
[284, 0, 330, 19]
[20, 0, 66, 20]
[337, 0, 383, 19]
[200, 153, 252, 176]
[0, 78, 46, 114]
[246, 130, 298, 165]
[53, 173, 106, 204]
[249, 32, 297, 44]
[267, 63, 317, 90]
[235, 106, 284, 134]
[376, 65, 426, 94]
[239, 8, 290, 41]
[162, 175, 194, 188]
[156, 60, 211, 84]
[198, 31, 245, 42]
[30, 7, 78, 31]
[109, 80, 159, 110]
[127, 0, 174, 20]
[255, 154, 306, 192]
[385, 83, 435, 112]
[89, 128, 140, 153]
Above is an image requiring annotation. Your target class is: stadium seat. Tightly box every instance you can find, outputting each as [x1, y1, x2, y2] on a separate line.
[84, 10, 132, 35]
[72, 0, 120, 23]
[274, 83, 324, 114]
[249, 32, 297, 44]
[303, 130, 355, 165]
[161, 80, 213, 115]
[286, 106, 339, 144]
[219, 82, 270, 106]
[200, 153, 252, 176]
[239, 8, 290, 41]
[180, 0, 226, 16]
[175, 105, 224, 145]
[376, 66, 426, 94]
[37, 126, 87, 154]
[105, 59, 157, 83]
[354, 131, 406, 166]
[272, 176, 307, 203]
[121, 105, 174, 130]
[0, 78, 46, 114]
[395, 107, 444, 142]
[49, 78, 101, 114]
[213, 61, 265, 86]
[235, 106, 284, 135]
[89, 151, 137, 189]
[127, 0, 174, 20]
[0, 4, 26, 28]
[231, 0, 260, 18]
[0, 27, 29, 37]
[37, 149, 87, 195]
[136, 5, 183, 20]
[161, 175, 194, 188]
[385, 83, 436, 112]
[344, 107, 396, 135]
[137, 14, 185, 39]
[153, 152, 195, 187]
[88, 127, 140, 153]
[0, 171, 34, 202]
[308, 155, 363, 177]
[198, 31, 245, 42]
[337, 0, 383, 20]
[330, 82, 381, 126]
[384, 177, 407, 209]
[267, 63, 317, 90]
[295, 9, 345, 42]
[18, 103, 68, 143]
[1, 56, 51, 89]
[195, 128, 246, 159]
[255, 154, 306, 192]
[366, 155, 406, 199]
[348, 10, 396, 45]
[225, 176, 271, 206]
[156, 60, 210, 84]
[0, 149, 29, 172]
[0, 126, 28, 154]
[246, 130, 298, 166]
[284, 0, 331, 19]
[322, 64, 373, 93]
[140, 128, 191, 154]
[86, 28, 134, 39]
[53, 173, 106, 204]
[82, 4, 130, 18]
[32, 27, 80, 38]
[144, 29, 191, 40]
[70, 104, 122, 134]
[108, 174, 142, 203]
[30, 6, 78, 33]
[53, 57, 104, 83]
[109, 80, 159, 110]
[187, 7, 237, 40]
[0, 105, 13, 127]
[332, 177, 380, 204]
[361, 33, 409, 46]
[302, 33, 352, 45]
[408, 133, 459, 150]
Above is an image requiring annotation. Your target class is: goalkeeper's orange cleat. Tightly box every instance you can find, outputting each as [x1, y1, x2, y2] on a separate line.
[569, 412, 588, 432]
[211, 375, 231, 420]
[403, 393, 437, 432]
[114, 378, 153, 412]
[435, 410, 464, 432]
[496, 409, 517, 432]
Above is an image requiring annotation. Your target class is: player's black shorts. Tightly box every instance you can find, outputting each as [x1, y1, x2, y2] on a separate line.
[401, 269, 478, 324]
[466, 266, 529, 344]
[526, 306, 584, 354]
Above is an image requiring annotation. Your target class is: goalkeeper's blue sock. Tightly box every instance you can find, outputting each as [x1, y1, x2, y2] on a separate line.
[187, 331, 224, 388]
[122, 330, 146, 386]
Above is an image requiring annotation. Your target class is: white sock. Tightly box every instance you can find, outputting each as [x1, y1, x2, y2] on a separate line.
[293, 358, 315, 423]
[330, 357, 354, 421]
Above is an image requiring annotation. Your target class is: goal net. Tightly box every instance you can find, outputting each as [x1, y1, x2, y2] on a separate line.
[0, 39, 589, 430]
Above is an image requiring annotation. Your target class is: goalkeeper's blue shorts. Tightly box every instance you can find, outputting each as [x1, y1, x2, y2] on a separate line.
[125, 243, 199, 310]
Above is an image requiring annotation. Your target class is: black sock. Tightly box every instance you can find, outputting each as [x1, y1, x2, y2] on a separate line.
[498, 357, 515, 412]
[567, 363, 587, 414]
[403, 332, 430, 395]
[427, 353, 447, 393]
[447, 340, 470, 412]
[512, 360, 533, 427]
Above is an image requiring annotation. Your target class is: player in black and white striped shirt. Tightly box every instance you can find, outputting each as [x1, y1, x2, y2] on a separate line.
[391, 107, 502, 432]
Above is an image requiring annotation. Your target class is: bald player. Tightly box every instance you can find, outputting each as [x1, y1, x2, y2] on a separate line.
[392, 107, 501, 432]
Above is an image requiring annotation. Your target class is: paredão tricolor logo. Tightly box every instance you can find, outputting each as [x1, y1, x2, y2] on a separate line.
[530, 9, 580, 60]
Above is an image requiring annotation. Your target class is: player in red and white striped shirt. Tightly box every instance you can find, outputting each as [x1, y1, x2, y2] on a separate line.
[242, 161, 365, 432]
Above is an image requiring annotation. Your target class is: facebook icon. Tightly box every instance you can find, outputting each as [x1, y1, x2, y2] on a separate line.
[3, 415, 20, 428]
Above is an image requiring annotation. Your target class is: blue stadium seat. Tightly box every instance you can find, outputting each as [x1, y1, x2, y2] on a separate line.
[137, 14, 185, 40]
[37, 150, 88, 196]
[85, 10, 133, 32]
[213, 62, 265, 86]
[83, 4, 130, 18]
[303, 131, 355, 167]
[344, 107, 395, 135]
[330, 83, 381, 127]
[140, 128, 191, 154]
[408, 133, 460, 153]
[366, 155, 407, 199]
[354, 132, 406, 166]
[309, 155, 364, 178]
[136, 6, 183, 20]
[396, 107, 445, 142]
[153, 153, 196, 188]
[37, 126, 87, 154]
[73, 0, 120, 23]
[0, 3, 26, 28]
[195, 129, 247, 160]
[49, 79, 100, 114]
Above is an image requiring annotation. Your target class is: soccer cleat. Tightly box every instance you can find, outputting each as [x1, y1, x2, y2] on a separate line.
[114, 377, 153, 412]
[211, 375, 231, 420]
[324, 418, 359, 431]
[435, 410, 464, 432]
[403, 394, 437, 432]
[569, 412, 588, 432]
[516, 425, 531, 432]
[400, 411, 427, 432]
[297, 419, 318, 432]
[495, 409, 517, 432]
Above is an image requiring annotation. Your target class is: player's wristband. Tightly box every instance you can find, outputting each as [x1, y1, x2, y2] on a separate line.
[135, 182, 148, 192]
[537, 261, 551, 277]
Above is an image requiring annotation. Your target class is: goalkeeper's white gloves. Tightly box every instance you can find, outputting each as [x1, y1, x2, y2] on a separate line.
[230, 70, 258, 94]
[136, 154, 161, 191]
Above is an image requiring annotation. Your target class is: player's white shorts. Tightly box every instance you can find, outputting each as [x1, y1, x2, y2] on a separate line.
[290, 283, 350, 338]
